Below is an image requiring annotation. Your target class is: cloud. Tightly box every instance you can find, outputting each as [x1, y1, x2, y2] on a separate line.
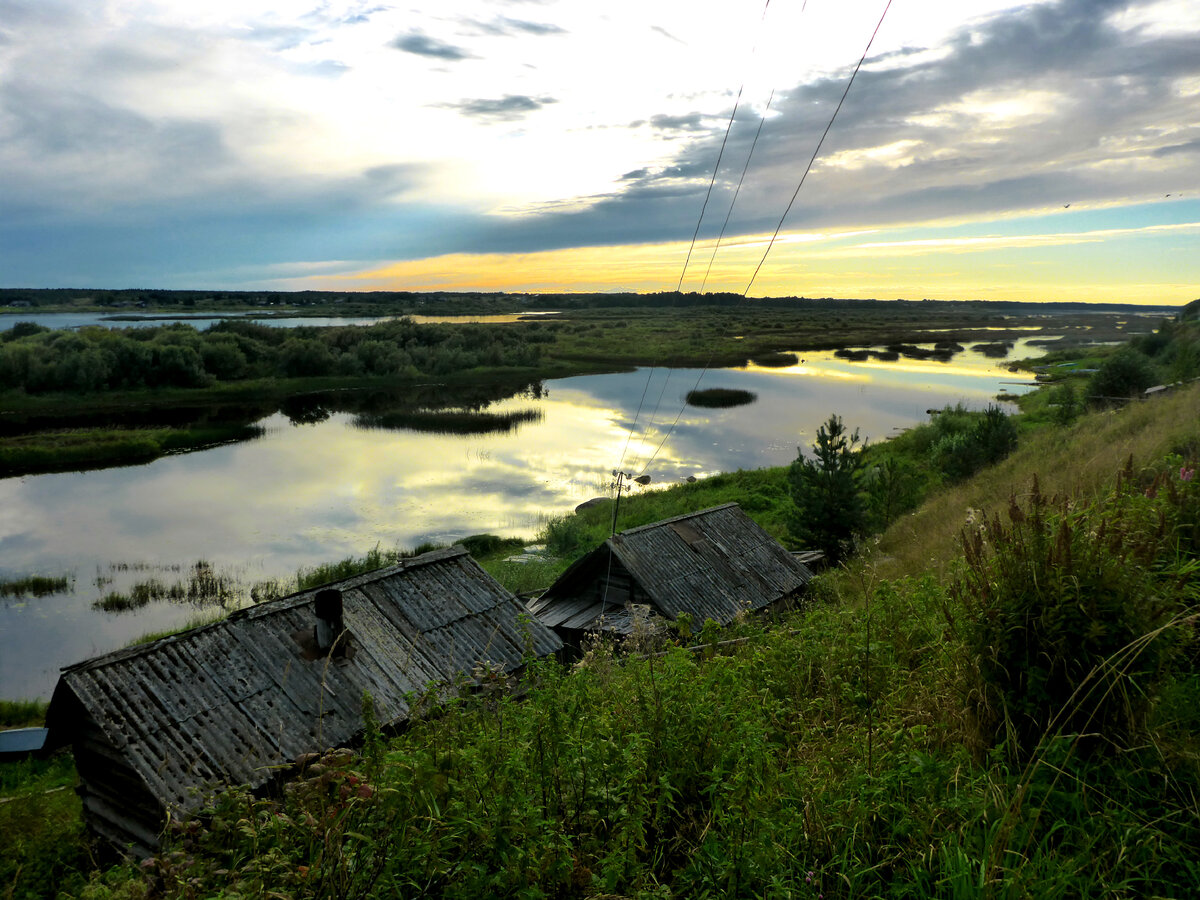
[474, 15, 566, 36]
[650, 25, 684, 44]
[443, 94, 558, 121]
[445, 0, 1200, 258]
[1152, 140, 1200, 158]
[1, 0, 1197, 292]
[390, 32, 473, 60]
[646, 112, 712, 132]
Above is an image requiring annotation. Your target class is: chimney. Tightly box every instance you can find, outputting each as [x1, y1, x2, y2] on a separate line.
[314, 589, 344, 654]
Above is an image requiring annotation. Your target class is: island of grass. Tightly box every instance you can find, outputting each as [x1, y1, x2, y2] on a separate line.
[685, 387, 757, 408]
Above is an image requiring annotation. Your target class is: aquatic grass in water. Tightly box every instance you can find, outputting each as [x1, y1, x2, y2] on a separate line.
[0, 575, 71, 599]
[92, 591, 148, 613]
[353, 407, 544, 435]
[91, 560, 244, 613]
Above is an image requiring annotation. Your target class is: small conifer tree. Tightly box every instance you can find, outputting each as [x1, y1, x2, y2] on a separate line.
[788, 414, 866, 564]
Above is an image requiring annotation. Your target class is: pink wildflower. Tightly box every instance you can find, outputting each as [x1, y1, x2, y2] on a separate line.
[1181, 466, 1195, 482]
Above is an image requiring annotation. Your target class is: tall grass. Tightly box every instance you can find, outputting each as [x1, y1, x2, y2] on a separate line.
[872, 382, 1200, 580]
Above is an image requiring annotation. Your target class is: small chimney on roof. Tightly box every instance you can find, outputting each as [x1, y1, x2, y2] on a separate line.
[314, 589, 344, 655]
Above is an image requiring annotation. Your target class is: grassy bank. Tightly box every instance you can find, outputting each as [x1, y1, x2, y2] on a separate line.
[0, 423, 266, 476]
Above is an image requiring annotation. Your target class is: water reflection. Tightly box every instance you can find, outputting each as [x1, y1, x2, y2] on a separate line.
[0, 340, 1040, 699]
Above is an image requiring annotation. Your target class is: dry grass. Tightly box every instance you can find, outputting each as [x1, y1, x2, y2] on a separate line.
[869, 382, 1200, 581]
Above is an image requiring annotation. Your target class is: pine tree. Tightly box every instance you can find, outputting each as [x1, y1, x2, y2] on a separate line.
[788, 414, 866, 564]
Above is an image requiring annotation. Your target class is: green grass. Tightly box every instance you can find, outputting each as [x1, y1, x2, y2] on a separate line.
[0, 700, 47, 729]
[0, 423, 264, 476]
[0, 754, 92, 900]
[127, 610, 229, 646]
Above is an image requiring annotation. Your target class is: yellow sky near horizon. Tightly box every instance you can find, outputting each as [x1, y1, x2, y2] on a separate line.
[305, 221, 1200, 306]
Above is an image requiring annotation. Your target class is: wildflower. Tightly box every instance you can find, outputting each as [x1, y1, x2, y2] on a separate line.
[1181, 466, 1195, 482]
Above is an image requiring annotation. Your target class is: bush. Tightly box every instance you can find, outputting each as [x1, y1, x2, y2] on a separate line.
[928, 404, 1017, 482]
[1088, 348, 1158, 405]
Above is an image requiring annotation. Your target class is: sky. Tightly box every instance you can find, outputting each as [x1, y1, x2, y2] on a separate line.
[1, 0, 1198, 304]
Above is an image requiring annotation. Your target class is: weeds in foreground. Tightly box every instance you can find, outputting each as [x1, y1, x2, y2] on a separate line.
[949, 459, 1199, 759]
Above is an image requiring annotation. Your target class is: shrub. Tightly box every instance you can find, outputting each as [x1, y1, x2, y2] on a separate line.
[1087, 348, 1158, 405]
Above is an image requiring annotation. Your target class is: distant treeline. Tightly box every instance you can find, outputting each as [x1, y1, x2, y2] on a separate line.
[2, 287, 1176, 316]
[0, 319, 550, 393]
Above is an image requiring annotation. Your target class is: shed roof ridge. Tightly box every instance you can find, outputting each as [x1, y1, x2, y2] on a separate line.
[609, 503, 740, 541]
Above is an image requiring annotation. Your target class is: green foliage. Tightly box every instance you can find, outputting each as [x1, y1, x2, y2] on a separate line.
[929, 404, 1018, 482]
[949, 462, 1199, 759]
[296, 545, 405, 591]
[861, 453, 922, 532]
[455, 533, 525, 559]
[1088, 347, 1160, 405]
[0, 754, 92, 899]
[788, 414, 867, 563]
[0, 316, 545, 396]
[684, 388, 757, 408]
[0, 700, 47, 728]
[1047, 380, 1080, 425]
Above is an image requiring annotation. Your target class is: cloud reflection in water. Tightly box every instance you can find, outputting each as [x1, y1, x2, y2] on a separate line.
[0, 342, 1038, 698]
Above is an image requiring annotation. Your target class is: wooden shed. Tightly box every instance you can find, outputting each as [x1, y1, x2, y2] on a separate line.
[527, 503, 813, 642]
[44, 546, 561, 855]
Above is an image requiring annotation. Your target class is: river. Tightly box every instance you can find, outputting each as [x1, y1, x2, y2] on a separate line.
[0, 340, 1043, 699]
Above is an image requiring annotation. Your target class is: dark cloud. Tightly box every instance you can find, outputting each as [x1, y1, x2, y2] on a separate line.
[444, 94, 557, 121]
[0, 163, 468, 288]
[0, 77, 229, 182]
[647, 112, 711, 132]
[1153, 141, 1200, 158]
[390, 32, 473, 60]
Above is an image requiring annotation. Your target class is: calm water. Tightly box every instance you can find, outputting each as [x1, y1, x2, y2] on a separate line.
[0, 341, 1042, 699]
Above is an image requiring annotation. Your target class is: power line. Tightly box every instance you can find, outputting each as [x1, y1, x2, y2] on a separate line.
[743, 0, 894, 298]
[615, 0, 773, 478]
[636, 0, 895, 478]
[675, 83, 746, 293]
[700, 88, 776, 293]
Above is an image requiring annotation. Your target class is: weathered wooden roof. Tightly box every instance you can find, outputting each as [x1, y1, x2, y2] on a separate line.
[528, 504, 812, 632]
[46, 546, 561, 813]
